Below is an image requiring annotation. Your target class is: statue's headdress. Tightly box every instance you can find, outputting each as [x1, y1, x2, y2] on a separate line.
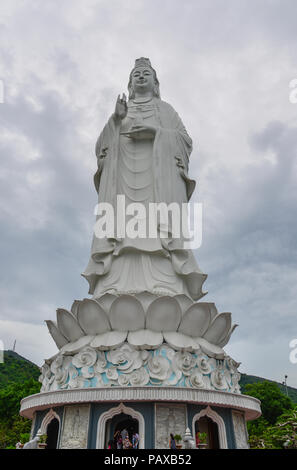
[128, 57, 160, 99]
[134, 57, 152, 69]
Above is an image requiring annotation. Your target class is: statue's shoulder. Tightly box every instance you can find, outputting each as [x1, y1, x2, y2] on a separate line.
[156, 99, 178, 115]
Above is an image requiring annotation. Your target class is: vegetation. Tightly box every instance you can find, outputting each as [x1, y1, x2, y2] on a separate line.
[240, 373, 297, 404]
[245, 381, 293, 425]
[0, 351, 41, 449]
[197, 432, 207, 444]
[242, 381, 296, 449]
[248, 407, 297, 449]
[0, 351, 40, 389]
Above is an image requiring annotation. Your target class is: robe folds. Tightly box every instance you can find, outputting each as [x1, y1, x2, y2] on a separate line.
[82, 97, 207, 300]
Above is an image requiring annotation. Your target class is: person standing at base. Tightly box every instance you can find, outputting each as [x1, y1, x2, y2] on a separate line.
[132, 432, 139, 449]
[169, 433, 176, 449]
[107, 439, 113, 449]
[121, 428, 128, 441]
[123, 436, 132, 449]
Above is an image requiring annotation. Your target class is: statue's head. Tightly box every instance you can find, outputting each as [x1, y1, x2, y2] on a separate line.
[128, 57, 160, 99]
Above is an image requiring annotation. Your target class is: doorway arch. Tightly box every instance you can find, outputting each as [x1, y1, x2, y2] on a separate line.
[108, 413, 139, 449]
[39, 409, 61, 449]
[96, 403, 145, 449]
[192, 406, 228, 449]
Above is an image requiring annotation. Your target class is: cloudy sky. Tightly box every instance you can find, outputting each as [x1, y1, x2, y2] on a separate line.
[0, 0, 296, 388]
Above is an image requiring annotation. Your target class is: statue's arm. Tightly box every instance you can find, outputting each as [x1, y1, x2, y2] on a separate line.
[163, 102, 193, 171]
[94, 116, 118, 192]
[159, 101, 196, 199]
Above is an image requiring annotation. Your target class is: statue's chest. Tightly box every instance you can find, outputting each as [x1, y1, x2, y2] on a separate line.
[127, 104, 157, 121]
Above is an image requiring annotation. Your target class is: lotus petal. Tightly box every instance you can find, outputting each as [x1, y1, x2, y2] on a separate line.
[56, 309, 84, 342]
[95, 293, 117, 314]
[173, 294, 193, 314]
[196, 337, 225, 359]
[90, 331, 127, 350]
[110, 295, 145, 331]
[208, 303, 218, 322]
[163, 332, 200, 352]
[203, 312, 232, 345]
[60, 335, 94, 355]
[45, 320, 68, 349]
[217, 324, 238, 348]
[146, 296, 182, 332]
[44, 352, 59, 365]
[134, 292, 156, 312]
[128, 329, 163, 350]
[178, 303, 211, 337]
[77, 298, 111, 335]
[70, 300, 81, 318]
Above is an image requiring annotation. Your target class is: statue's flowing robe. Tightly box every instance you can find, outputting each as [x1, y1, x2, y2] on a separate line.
[82, 98, 207, 300]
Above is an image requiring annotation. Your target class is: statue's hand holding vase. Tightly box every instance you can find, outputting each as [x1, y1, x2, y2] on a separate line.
[120, 124, 158, 140]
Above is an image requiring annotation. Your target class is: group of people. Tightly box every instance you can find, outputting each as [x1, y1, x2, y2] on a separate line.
[107, 428, 139, 449]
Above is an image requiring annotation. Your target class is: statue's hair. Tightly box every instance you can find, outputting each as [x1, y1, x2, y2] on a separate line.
[128, 64, 160, 100]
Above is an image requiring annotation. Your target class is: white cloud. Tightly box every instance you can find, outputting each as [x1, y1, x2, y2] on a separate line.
[0, 319, 57, 367]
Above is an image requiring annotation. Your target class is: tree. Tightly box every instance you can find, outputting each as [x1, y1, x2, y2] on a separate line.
[243, 381, 293, 444]
[0, 379, 40, 449]
[249, 406, 297, 449]
[244, 381, 293, 425]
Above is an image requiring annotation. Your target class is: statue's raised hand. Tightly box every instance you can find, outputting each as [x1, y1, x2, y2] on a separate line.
[114, 93, 127, 121]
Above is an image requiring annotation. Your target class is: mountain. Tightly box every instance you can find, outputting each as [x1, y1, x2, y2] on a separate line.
[239, 373, 297, 403]
[0, 350, 40, 389]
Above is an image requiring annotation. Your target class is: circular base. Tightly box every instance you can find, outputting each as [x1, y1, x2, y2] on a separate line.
[20, 386, 261, 421]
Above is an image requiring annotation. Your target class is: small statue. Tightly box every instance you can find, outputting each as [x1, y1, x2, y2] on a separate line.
[23, 429, 42, 449]
[183, 428, 196, 449]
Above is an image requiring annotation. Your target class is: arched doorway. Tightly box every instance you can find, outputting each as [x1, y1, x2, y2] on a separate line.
[46, 418, 59, 449]
[192, 406, 228, 449]
[106, 413, 139, 449]
[39, 409, 61, 449]
[195, 416, 219, 449]
[97, 403, 145, 449]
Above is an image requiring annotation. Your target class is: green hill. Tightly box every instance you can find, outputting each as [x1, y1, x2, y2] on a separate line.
[0, 350, 40, 389]
[240, 373, 297, 403]
[0, 351, 41, 449]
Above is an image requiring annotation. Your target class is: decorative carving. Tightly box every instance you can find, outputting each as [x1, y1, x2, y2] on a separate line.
[155, 404, 187, 449]
[232, 411, 249, 449]
[59, 405, 90, 449]
[39, 343, 241, 393]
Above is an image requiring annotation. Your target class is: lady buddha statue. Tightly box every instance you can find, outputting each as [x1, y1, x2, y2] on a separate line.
[82, 58, 207, 301]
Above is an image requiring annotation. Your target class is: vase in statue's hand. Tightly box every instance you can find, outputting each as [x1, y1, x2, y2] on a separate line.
[120, 124, 157, 140]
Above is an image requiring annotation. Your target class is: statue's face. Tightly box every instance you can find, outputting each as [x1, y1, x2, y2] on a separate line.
[131, 66, 155, 94]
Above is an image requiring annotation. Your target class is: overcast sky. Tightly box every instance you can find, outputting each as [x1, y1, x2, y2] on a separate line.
[0, 0, 296, 388]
